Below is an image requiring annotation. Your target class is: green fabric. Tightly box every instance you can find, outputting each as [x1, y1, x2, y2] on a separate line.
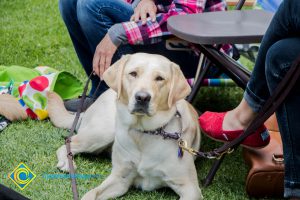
[0, 65, 83, 100]
[0, 65, 40, 96]
[51, 70, 84, 100]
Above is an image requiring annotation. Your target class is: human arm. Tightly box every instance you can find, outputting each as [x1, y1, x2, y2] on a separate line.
[92, 0, 157, 77]
[122, 0, 227, 45]
[93, 0, 227, 77]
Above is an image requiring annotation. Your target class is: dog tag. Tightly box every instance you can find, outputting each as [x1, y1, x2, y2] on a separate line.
[178, 147, 184, 158]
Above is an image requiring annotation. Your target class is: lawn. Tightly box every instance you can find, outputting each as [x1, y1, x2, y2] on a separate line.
[1, 0, 254, 199]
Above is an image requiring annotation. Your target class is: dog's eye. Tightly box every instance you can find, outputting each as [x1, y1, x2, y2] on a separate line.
[155, 76, 164, 81]
[129, 71, 137, 77]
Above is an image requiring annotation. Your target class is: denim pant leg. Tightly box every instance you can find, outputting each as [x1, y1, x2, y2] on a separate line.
[243, 0, 300, 112]
[59, 0, 134, 97]
[265, 38, 300, 198]
[59, 0, 96, 95]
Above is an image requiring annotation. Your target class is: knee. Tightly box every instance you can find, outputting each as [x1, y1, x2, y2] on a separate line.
[77, 0, 123, 23]
[77, 0, 104, 23]
[265, 41, 280, 82]
[265, 38, 300, 88]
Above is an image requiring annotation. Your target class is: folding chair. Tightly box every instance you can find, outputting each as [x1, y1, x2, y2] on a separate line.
[168, 1, 274, 102]
[167, 0, 275, 186]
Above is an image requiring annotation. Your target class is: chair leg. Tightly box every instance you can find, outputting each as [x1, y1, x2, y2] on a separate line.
[187, 59, 212, 103]
[202, 154, 226, 187]
[194, 53, 205, 81]
[197, 45, 250, 89]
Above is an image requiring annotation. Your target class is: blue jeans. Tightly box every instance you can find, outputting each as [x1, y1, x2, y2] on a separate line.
[243, 0, 300, 197]
[59, 0, 198, 97]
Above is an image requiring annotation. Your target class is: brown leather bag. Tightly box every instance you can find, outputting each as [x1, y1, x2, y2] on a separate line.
[243, 114, 284, 198]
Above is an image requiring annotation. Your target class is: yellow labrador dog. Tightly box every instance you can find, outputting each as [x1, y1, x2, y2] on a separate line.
[48, 53, 202, 200]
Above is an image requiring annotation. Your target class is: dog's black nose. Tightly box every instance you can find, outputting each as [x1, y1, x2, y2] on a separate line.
[135, 92, 151, 103]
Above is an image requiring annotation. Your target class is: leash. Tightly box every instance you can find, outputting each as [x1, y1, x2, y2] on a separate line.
[65, 72, 101, 200]
[140, 110, 224, 159]
[141, 111, 225, 159]
[179, 54, 300, 159]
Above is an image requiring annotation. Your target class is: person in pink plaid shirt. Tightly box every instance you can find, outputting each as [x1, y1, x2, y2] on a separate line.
[60, 0, 227, 111]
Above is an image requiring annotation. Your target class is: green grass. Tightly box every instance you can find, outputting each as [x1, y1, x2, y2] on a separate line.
[0, 0, 256, 199]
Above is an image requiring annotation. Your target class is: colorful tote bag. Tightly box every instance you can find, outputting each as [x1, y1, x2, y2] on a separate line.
[0, 65, 83, 120]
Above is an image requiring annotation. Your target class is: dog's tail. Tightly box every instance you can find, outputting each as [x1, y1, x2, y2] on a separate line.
[47, 92, 76, 130]
[0, 94, 27, 121]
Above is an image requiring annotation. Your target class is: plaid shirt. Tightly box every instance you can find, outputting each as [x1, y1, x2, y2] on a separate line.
[123, 0, 227, 45]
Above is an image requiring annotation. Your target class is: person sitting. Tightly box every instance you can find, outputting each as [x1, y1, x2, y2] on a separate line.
[199, 0, 300, 198]
[59, 0, 228, 111]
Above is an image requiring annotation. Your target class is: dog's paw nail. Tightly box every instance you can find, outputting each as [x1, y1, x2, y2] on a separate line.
[57, 161, 65, 168]
[60, 166, 70, 172]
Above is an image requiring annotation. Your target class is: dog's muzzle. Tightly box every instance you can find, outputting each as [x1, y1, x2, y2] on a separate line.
[131, 91, 151, 115]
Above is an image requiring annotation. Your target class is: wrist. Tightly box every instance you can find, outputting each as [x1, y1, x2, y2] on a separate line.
[108, 24, 128, 46]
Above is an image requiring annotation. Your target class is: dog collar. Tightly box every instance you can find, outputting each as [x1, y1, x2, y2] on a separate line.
[139, 111, 185, 158]
[141, 111, 182, 139]
[142, 126, 181, 140]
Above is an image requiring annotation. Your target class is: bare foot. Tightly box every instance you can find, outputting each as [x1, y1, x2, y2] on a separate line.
[222, 99, 257, 131]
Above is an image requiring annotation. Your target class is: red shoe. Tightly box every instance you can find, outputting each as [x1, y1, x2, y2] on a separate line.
[199, 111, 270, 149]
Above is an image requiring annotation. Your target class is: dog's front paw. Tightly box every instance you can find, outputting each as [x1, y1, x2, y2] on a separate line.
[81, 189, 97, 200]
[56, 159, 77, 172]
[56, 145, 77, 172]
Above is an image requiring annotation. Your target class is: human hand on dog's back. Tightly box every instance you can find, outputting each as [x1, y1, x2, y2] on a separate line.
[130, 0, 157, 25]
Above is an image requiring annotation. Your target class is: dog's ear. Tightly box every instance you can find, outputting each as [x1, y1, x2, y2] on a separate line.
[168, 62, 191, 108]
[103, 55, 130, 98]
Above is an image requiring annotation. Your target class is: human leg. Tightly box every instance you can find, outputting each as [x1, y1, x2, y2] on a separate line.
[76, 0, 133, 52]
[59, 0, 92, 71]
[59, 0, 101, 96]
[265, 37, 300, 198]
[77, 0, 135, 96]
[243, 0, 300, 113]
[60, 0, 134, 97]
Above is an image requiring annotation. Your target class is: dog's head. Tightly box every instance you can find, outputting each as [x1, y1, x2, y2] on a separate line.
[103, 53, 191, 116]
